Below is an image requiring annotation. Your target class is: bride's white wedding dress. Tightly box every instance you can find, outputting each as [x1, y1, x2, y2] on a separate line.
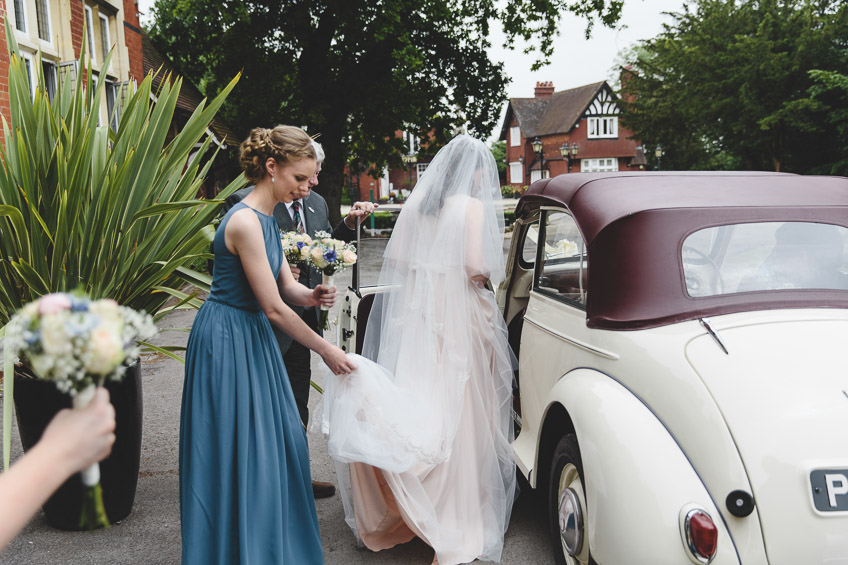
[321, 136, 516, 565]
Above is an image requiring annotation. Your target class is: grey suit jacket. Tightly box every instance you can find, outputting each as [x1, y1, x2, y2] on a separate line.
[222, 186, 357, 353]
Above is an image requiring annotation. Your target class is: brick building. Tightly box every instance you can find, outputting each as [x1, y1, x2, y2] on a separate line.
[346, 130, 435, 203]
[0, 0, 144, 142]
[500, 81, 646, 187]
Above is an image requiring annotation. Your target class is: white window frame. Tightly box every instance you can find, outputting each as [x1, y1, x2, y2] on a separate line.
[509, 161, 524, 185]
[415, 162, 428, 177]
[21, 51, 36, 100]
[587, 116, 618, 139]
[510, 126, 521, 147]
[581, 158, 618, 173]
[10, 0, 28, 33]
[90, 72, 102, 126]
[42, 59, 57, 102]
[84, 5, 96, 64]
[529, 169, 550, 183]
[105, 79, 120, 131]
[34, 0, 52, 44]
[99, 13, 111, 66]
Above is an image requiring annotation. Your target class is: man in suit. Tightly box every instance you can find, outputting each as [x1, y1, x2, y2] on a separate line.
[223, 140, 375, 498]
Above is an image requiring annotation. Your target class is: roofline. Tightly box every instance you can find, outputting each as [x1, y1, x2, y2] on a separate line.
[563, 80, 607, 132]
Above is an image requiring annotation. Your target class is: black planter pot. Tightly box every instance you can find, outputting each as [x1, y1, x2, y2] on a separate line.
[13, 363, 143, 530]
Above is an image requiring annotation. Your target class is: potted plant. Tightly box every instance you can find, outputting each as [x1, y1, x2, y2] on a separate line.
[0, 24, 245, 528]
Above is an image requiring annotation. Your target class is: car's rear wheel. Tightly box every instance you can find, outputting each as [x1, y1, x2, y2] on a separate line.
[549, 434, 592, 565]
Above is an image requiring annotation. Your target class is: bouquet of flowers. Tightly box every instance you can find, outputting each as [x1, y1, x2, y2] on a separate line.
[281, 231, 313, 268]
[3, 292, 156, 529]
[305, 231, 358, 330]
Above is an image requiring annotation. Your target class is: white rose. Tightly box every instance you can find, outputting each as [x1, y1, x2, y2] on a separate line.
[90, 299, 123, 335]
[556, 239, 579, 257]
[84, 328, 126, 376]
[311, 247, 328, 268]
[342, 249, 358, 265]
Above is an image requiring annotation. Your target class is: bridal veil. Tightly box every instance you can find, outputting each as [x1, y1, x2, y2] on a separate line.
[322, 134, 516, 564]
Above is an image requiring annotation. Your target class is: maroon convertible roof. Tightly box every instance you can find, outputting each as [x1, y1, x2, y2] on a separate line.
[516, 172, 848, 329]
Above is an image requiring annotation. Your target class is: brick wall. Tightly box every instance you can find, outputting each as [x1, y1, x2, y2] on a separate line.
[123, 0, 143, 81]
[71, 0, 84, 57]
[0, 11, 11, 146]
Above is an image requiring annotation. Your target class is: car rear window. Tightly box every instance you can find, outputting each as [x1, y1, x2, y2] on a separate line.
[682, 222, 848, 297]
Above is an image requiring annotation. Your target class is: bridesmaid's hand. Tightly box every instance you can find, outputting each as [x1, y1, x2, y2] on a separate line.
[290, 265, 301, 280]
[321, 345, 356, 375]
[312, 284, 337, 308]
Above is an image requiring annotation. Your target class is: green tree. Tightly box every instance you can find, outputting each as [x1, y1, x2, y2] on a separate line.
[808, 63, 848, 175]
[149, 0, 623, 224]
[490, 140, 507, 183]
[619, 0, 848, 173]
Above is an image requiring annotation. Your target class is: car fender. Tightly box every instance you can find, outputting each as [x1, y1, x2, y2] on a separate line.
[542, 368, 739, 565]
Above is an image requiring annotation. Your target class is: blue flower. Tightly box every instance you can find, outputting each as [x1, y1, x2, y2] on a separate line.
[65, 313, 98, 336]
[69, 296, 89, 312]
[23, 330, 39, 346]
[297, 241, 306, 249]
[323, 250, 337, 262]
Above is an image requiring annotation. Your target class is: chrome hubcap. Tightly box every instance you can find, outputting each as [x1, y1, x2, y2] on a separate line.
[557, 464, 584, 558]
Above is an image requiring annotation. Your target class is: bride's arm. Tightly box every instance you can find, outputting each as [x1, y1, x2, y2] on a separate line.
[464, 198, 490, 286]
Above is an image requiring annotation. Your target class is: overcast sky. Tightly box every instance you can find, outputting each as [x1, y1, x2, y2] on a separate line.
[137, 0, 686, 139]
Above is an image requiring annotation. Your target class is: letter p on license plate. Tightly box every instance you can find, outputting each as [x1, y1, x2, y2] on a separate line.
[811, 469, 848, 512]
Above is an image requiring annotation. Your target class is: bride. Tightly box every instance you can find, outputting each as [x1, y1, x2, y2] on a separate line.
[322, 134, 516, 564]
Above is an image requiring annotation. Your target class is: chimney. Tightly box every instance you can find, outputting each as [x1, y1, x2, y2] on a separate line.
[534, 81, 554, 98]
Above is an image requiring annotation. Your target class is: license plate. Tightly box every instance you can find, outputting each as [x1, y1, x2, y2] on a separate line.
[811, 469, 848, 512]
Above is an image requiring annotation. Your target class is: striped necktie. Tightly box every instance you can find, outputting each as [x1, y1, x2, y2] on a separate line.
[291, 201, 305, 234]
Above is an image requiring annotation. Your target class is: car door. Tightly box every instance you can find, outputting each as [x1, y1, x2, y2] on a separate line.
[517, 209, 615, 453]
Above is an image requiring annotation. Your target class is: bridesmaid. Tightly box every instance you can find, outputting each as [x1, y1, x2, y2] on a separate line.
[180, 125, 355, 564]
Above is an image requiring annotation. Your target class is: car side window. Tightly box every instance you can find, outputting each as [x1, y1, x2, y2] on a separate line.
[536, 210, 587, 307]
[519, 211, 541, 268]
[683, 221, 848, 296]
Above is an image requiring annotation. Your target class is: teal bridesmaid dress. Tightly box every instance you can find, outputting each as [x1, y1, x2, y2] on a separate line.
[180, 202, 323, 564]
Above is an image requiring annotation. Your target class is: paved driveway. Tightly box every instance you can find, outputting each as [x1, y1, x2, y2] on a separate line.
[1, 236, 553, 565]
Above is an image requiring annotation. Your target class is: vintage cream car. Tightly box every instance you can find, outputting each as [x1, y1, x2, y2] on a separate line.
[339, 171, 848, 565]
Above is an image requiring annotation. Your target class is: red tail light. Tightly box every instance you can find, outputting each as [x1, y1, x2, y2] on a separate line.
[684, 509, 718, 563]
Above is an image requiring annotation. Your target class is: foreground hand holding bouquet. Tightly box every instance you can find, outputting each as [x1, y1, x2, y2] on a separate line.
[305, 231, 358, 330]
[3, 293, 156, 529]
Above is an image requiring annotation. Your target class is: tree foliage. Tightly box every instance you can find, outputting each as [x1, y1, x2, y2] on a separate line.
[489, 140, 507, 182]
[619, 0, 848, 173]
[149, 0, 623, 223]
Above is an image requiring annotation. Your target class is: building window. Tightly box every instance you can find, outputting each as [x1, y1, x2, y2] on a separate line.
[42, 60, 57, 102]
[509, 162, 524, 184]
[90, 73, 101, 126]
[105, 80, 119, 132]
[581, 158, 618, 172]
[99, 14, 111, 62]
[13, 0, 27, 32]
[529, 169, 550, 183]
[35, 0, 51, 42]
[510, 126, 521, 147]
[84, 5, 96, 64]
[21, 52, 36, 99]
[415, 162, 428, 178]
[587, 116, 618, 139]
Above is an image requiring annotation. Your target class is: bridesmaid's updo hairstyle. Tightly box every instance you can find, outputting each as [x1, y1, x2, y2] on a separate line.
[239, 125, 315, 183]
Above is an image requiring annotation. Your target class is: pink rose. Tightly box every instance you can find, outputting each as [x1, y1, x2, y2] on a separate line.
[38, 293, 72, 316]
